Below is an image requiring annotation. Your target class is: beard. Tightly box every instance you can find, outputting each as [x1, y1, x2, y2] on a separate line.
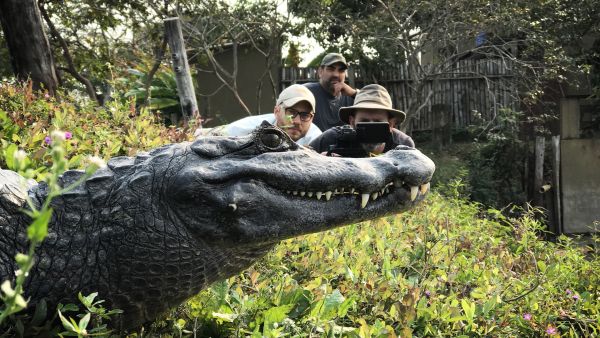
[360, 143, 386, 154]
[323, 77, 340, 95]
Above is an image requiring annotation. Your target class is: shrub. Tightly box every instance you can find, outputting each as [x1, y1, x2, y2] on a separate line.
[160, 192, 599, 337]
[0, 81, 191, 179]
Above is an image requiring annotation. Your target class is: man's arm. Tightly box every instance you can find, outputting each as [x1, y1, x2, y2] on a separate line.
[334, 82, 358, 98]
[308, 128, 337, 153]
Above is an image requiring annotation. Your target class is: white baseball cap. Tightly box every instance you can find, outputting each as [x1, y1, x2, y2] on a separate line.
[276, 84, 316, 113]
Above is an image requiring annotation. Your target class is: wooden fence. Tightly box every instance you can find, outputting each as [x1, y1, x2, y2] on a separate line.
[280, 59, 519, 131]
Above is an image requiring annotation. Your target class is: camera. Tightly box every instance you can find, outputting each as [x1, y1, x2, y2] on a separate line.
[327, 122, 392, 157]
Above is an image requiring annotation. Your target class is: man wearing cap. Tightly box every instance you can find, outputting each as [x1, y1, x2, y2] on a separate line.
[304, 53, 359, 131]
[205, 84, 321, 145]
[308, 84, 414, 157]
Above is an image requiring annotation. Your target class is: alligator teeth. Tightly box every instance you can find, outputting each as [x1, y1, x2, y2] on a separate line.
[300, 191, 306, 196]
[286, 191, 291, 194]
[293, 191, 298, 195]
[339, 187, 345, 194]
[316, 191, 322, 200]
[410, 186, 418, 201]
[307, 192, 313, 197]
[350, 188, 355, 194]
[228, 203, 237, 212]
[420, 182, 430, 194]
[361, 193, 369, 208]
[371, 192, 378, 200]
[325, 191, 332, 201]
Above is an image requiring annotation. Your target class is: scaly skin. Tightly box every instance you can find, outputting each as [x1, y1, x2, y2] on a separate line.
[0, 122, 435, 329]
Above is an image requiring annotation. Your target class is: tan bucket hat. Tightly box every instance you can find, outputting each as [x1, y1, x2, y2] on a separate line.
[338, 84, 406, 124]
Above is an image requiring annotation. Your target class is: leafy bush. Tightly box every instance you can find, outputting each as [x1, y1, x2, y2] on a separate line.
[0, 81, 191, 180]
[156, 191, 599, 337]
[1, 83, 598, 336]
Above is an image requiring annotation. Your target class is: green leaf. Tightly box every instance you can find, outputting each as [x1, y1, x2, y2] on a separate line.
[310, 289, 345, 321]
[78, 313, 91, 330]
[4, 143, 17, 170]
[27, 208, 52, 242]
[337, 296, 356, 317]
[58, 309, 77, 332]
[537, 260, 547, 272]
[461, 299, 475, 325]
[212, 312, 238, 322]
[264, 304, 294, 324]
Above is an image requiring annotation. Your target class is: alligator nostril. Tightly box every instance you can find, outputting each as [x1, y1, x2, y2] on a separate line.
[393, 162, 399, 166]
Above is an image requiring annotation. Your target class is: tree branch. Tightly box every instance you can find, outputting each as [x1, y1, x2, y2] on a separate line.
[39, 2, 98, 103]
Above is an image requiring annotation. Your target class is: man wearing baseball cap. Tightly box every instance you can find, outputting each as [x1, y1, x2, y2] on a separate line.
[304, 52, 359, 132]
[213, 84, 322, 145]
[308, 84, 414, 157]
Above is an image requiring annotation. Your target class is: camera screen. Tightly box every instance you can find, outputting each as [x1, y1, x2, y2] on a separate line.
[355, 122, 391, 143]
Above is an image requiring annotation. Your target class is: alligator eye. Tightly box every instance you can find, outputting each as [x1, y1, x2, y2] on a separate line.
[260, 131, 283, 149]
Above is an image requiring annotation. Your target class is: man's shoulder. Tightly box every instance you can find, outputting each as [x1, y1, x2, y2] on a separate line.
[303, 82, 324, 95]
[303, 82, 320, 89]
[297, 124, 322, 146]
[226, 114, 274, 136]
[311, 126, 342, 142]
[390, 128, 415, 148]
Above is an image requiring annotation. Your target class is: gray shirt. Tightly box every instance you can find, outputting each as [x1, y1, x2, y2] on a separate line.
[304, 82, 355, 131]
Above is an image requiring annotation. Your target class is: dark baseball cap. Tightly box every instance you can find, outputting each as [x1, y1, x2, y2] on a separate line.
[320, 53, 348, 69]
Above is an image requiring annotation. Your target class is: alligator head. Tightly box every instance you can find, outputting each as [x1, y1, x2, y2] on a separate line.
[171, 122, 434, 244]
[0, 122, 435, 330]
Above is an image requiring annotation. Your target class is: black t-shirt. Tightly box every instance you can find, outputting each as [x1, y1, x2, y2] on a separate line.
[308, 125, 415, 157]
[304, 82, 355, 131]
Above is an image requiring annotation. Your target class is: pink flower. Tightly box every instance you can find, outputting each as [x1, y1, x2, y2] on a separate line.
[44, 93, 50, 98]
[523, 313, 532, 321]
[425, 290, 431, 297]
[566, 289, 572, 295]
[546, 326, 557, 335]
[64, 131, 72, 140]
[572, 294, 580, 300]
[44, 136, 52, 145]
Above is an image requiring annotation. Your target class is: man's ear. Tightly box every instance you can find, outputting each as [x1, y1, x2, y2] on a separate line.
[317, 66, 324, 78]
[388, 117, 397, 129]
[273, 104, 281, 116]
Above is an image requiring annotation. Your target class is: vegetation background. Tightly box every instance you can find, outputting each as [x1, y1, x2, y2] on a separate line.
[1, 0, 599, 336]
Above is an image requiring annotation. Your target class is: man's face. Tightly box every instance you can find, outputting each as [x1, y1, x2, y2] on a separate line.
[318, 63, 347, 95]
[348, 109, 395, 155]
[274, 100, 314, 142]
[348, 109, 393, 127]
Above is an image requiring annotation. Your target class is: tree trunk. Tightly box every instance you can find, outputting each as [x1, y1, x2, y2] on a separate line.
[0, 0, 58, 95]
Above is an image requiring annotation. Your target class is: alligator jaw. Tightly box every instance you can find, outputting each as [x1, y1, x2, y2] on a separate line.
[278, 179, 430, 209]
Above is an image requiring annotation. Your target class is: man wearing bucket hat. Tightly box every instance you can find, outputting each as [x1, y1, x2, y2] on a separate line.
[196, 84, 321, 145]
[308, 84, 414, 157]
[304, 53, 359, 132]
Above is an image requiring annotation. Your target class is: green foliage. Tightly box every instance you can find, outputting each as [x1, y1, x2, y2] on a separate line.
[1, 82, 598, 336]
[117, 65, 184, 125]
[57, 292, 123, 337]
[144, 191, 599, 336]
[284, 42, 302, 67]
[0, 81, 191, 180]
[0, 128, 109, 336]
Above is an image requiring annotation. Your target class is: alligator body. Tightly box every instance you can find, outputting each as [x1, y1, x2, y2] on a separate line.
[0, 123, 435, 329]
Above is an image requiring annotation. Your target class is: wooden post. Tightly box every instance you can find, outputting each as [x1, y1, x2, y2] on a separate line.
[534, 136, 545, 207]
[551, 136, 562, 234]
[164, 17, 199, 127]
